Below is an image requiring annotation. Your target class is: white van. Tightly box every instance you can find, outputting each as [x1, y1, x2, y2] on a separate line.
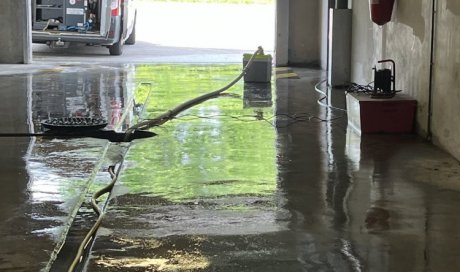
[31, 0, 136, 55]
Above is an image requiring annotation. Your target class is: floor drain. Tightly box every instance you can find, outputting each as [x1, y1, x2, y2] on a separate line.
[41, 117, 108, 131]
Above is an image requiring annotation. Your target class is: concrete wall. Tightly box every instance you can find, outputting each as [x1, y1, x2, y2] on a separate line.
[288, 0, 321, 66]
[431, 0, 460, 160]
[0, 0, 32, 64]
[350, 0, 432, 136]
[350, 0, 460, 160]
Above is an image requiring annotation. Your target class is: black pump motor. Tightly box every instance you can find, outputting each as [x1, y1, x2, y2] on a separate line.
[373, 59, 396, 98]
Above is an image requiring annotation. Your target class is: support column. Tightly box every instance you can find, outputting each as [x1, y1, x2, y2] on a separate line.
[335, 0, 349, 9]
[275, 0, 290, 67]
[328, 8, 352, 86]
[0, 0, 32, 64]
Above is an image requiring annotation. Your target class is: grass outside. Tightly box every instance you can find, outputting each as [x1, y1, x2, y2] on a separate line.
[139, 0, 273, 4]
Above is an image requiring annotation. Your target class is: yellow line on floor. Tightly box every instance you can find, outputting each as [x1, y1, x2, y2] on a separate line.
[275, 67, 291, 72]
[276, 72, 299, 79]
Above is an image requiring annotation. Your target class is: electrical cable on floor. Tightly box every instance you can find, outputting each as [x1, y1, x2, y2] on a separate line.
[346, 82, 374, 94]
[314, 79, 347, 112]
[173, 114, 262, 122]
[345, 81, 402, 96]
[170, 111, 345, 129]
[68, 164, 122, 272]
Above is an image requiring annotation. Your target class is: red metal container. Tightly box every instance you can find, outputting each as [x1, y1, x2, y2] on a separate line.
[370, 0, 395, 26]
[346, 93, 417, 134]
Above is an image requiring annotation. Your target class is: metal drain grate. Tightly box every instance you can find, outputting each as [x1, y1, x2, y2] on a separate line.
[41, 117, 108, 131]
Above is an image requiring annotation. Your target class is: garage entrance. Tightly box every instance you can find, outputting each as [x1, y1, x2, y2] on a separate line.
[31, 0, 275, 63]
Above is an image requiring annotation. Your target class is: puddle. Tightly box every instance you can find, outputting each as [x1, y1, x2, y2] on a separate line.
[84, 66, 460, 272]
[0, 64, 147, 271]
[119, 64, 277, 202]
[4, 63, 460, 271]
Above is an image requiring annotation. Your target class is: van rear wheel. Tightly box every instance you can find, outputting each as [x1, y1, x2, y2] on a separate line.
[109, 40, 123, 56]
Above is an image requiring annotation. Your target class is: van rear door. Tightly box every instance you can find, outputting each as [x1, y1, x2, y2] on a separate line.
[123, 0, 136, 38]
[100, 0, 112, 37]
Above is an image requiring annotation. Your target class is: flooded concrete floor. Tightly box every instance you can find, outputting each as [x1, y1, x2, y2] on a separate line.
[1, 65, 460, 271]
[0, 66, 138, 271]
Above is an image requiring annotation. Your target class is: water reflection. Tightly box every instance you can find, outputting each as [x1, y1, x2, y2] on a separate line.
[31, 65, 137, 131]
[0, 65, 140, 271]
[243, 82, 273, 108]
[60, 66, 460, 271]
[85, 64, 284, 271]
[120, 65, 277, 202]
[272, 74, 460, 271]
[115, 65, 279, 235]
[342, 128, 460, 271]
[28, 66, 137, 204]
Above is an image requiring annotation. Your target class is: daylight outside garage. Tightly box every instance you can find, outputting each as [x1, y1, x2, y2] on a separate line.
[32, 0, 275, 63]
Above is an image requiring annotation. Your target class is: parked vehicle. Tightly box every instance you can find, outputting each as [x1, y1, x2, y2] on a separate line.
[31, 0, 136, 55]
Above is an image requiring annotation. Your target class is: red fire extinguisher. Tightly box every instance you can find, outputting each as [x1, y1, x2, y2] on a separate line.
[370, 0, 395, 26]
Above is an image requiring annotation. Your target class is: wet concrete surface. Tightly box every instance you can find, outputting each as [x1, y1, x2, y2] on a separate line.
[78, 66, 460, 271]
[0, 66, 140, 270]
[2, 64, 460, 271]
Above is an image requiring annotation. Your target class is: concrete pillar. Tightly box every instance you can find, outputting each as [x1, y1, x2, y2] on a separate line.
[275, 0, 290, 66]
[288, 0, 321, 66]
[335, 0, 348, 9]
[0, 0, 32, 64]
[275, 0, 322, 67]
[328, 9, 352, 86]
[320, 0, 332, 70]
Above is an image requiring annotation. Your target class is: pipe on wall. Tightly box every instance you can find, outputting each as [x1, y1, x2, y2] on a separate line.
[427, 0, 436, 140]
[24, 0, 32, 64]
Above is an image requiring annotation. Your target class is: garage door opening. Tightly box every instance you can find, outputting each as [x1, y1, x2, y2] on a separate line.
[32, 0, 275, 63]
[139, 0, 274, 49]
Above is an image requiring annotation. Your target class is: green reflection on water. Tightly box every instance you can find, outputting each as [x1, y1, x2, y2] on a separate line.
[124, 64, 276, 202]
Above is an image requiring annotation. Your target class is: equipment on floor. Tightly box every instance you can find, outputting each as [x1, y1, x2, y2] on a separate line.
[346, 59, 398, 98]
[372, 59, 396, 98]
[346, 92, 417, 134]
[370, 0, 395, 26]
[243, 49, 272, 83]
[346, 59, 417, 134]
